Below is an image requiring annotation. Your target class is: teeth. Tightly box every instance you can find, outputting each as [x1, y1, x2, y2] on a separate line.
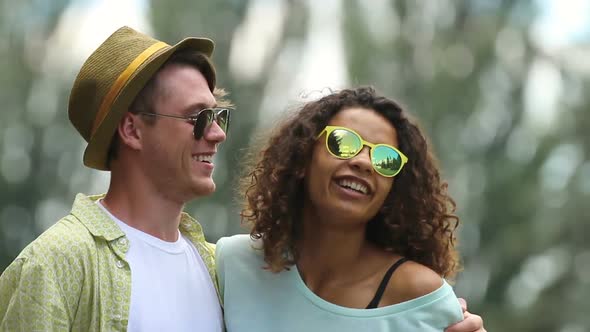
[193, 154, 213, 162]
[337, 179, 368, 195]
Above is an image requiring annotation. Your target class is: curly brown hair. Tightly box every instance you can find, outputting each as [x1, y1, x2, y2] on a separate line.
[240, 87, 460, 278]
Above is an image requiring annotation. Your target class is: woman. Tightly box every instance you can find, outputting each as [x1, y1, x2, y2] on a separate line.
[217, 87, 485, 331]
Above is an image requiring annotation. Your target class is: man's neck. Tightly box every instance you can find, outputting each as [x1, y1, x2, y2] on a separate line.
[102, 175, 185, 242]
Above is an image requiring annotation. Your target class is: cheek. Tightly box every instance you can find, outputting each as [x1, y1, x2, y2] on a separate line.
[305, 146, 328, 178]
[304, 156, 329, 197]
[304, 161, 322, 194]
[375, 178, 394, 204]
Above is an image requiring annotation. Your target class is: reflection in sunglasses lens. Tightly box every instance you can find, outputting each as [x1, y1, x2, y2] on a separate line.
[329, 130, 361, 158]
[217, 109, 229, 132]
[194, 109, 213, 139]
[193, 109, 232, 140]
[372, 145, 401, 177]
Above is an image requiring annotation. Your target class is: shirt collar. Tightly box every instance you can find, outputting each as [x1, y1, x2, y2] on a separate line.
[70, 193, 206, 243]
[70, 193, 126, 241]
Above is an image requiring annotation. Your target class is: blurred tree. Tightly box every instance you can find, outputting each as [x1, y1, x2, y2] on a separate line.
[0, 0, 73, 271]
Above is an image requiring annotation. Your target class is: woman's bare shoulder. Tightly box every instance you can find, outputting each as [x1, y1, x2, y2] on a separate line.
[381, 259, 443, 305]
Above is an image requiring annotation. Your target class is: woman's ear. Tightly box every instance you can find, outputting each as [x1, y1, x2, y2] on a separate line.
[296, 162, 309, 179]
[296, 169, 305, 179]
[117, 113, 143, 151]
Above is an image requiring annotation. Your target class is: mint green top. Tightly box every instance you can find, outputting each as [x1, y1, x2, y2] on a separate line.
[216, 235, 463, 332]
[0, 193, 217, 331]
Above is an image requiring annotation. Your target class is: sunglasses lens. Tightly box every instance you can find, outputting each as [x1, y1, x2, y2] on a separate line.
[193, 109, 214, 139]
[327, 129, 362, 158]
[193, 109, 231, 139]
[372, 145, 403, 177]
[216, 109, 230, 134]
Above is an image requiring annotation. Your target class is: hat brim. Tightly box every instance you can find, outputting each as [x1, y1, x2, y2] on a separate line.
[82, 37, 214, 171]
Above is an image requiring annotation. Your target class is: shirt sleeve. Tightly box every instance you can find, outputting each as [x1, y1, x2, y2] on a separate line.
[0, 256, 71, 331]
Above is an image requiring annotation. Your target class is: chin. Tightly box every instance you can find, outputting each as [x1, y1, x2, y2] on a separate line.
[336, 205, 378, 223]
[190, 179, 216, 198]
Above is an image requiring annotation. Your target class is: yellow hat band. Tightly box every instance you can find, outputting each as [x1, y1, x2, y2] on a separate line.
[91, 41, 168, 135]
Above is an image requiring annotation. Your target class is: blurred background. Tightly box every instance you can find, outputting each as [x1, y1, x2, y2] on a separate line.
[0, 0, 589, 330]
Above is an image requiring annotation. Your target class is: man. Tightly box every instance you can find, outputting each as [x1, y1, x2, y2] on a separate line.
[0, 26, 484, 331]
[0, 26, 226, 331]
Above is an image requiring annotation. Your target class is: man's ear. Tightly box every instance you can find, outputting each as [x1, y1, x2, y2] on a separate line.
[117, 113, 143, 151]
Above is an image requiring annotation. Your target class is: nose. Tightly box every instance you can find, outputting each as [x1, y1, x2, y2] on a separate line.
[349, 146, 373, 175]
[203, 121, 227, 143]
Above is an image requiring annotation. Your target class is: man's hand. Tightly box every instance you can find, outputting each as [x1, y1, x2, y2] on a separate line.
[445, 298, 486, 332]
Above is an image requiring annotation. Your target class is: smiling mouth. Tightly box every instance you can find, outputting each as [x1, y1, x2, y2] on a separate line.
[193, 154, 213, 163]
[336, 179, 369, 195]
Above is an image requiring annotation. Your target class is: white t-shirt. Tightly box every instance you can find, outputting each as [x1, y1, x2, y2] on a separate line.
[98, 201, 223, 332]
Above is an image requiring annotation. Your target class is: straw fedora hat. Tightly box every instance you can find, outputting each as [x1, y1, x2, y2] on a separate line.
[68, 26, 215, 171]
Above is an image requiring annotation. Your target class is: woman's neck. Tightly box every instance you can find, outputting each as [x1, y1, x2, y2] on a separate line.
[296, 208, 372, 286]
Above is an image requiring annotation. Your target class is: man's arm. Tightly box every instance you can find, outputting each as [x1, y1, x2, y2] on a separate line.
[0, 256, 71, 331]
[445, 298, 486, 332]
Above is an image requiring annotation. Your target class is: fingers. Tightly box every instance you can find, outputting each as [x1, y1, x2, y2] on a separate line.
[445, 311, 485, 332]
[457, 297, 467, 312]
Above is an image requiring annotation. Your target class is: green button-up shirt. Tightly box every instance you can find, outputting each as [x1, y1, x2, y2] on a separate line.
[0, 193, 218, 331]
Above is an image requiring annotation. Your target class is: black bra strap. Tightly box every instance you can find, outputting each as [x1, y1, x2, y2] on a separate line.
[366, 257, 409, 309]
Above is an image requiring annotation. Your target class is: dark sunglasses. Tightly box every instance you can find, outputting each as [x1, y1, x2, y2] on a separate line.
[317, 126, 408, 177]
[138, 108, 231, 140]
